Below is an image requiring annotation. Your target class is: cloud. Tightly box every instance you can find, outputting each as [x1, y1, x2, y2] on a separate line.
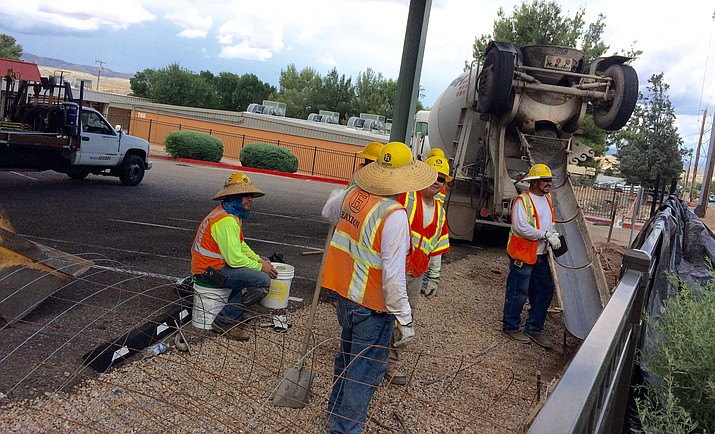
[219, 41, 275, 62]
[0, 1, 155, 33]
[165, 11, 212, 38]
[215, 15, 285, 61]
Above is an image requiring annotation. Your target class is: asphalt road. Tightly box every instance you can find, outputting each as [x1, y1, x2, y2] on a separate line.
[0, 159, 343, 306]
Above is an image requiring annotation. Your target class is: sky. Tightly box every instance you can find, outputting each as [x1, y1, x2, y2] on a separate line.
[1, 0, 714, 158]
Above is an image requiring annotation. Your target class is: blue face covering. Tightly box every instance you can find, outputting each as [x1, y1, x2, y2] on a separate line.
[222, 195, 251, 219]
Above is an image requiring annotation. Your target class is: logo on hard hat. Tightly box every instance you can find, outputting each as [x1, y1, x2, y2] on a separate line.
[382, 153, 392, 163]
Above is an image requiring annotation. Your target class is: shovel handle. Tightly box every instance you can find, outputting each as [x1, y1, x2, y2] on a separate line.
[298, 224, 335, 362]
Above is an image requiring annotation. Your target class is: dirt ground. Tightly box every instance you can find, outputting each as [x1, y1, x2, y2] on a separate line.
[0, 238, 627, 433]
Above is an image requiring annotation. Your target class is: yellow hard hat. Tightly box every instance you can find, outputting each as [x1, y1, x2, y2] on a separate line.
[213, 171, 265, 200]
[522, 163, 553, 181]
[377, 141, 414, 168]
[358, 141, 384, 161]
[425, 155, 452, 182]
[428, 148, 446, 158]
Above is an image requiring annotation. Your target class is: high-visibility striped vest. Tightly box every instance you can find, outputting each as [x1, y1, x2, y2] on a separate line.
[506, 192, 554, 264]
[398, 191, 450, 276]
[190, 205, 242, 275]
[321, 186, 405, 312]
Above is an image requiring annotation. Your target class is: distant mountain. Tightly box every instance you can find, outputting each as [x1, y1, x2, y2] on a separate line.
[20, 53, 134, 80]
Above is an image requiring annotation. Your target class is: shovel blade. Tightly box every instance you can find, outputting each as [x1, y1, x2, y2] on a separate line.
[273, 366, 315, 408]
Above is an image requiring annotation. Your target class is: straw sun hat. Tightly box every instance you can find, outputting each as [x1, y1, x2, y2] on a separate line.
[353, 141, 437, 196]
[213, 171, 265, 200]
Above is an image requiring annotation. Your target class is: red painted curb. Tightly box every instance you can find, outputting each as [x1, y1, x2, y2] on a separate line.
[152, 154, 349, 186]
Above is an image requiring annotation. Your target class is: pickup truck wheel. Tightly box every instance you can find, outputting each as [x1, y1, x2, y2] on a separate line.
[477, 48, 514, 115]
[67, 170, 89, 180]
[593, 64, 639, 131]
[118, 155, 145, 186]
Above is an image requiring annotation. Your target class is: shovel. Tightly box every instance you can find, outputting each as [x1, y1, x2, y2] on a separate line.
[273, 224, 334, 408]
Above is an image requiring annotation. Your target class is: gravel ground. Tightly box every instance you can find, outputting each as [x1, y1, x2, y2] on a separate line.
[0, 245, 624, 433]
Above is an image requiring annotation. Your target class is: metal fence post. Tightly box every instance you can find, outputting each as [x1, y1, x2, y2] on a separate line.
[311, 147, 317, 175]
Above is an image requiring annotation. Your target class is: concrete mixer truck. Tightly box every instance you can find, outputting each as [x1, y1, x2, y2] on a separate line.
[428, 41, 639, 339]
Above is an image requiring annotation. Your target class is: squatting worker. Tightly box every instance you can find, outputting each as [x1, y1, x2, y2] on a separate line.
[321, 141, 437, 433]
[385, 154, 451, 386]
[502, 164, 562, 350]
[191, 172, 279, 341]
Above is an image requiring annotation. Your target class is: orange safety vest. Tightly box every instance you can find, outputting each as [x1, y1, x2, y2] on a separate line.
[190, 205, 243, 275]
[398, 191, 450, 276]
[321, 186, 406, 312]
[506, 192, 554, 265]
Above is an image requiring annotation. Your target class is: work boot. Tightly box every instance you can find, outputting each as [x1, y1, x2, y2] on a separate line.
[504, 330, 531, 344]
[385, 368, 408, 386]
[525, 331, 553, 350]
[212, 320, 250, 341]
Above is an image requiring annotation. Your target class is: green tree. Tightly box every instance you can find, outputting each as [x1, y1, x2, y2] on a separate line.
[0, 34, 23, 59]
[213, 71, 241, 110]
[471, 1, 609, 63]
[315, 67, 354, 123]
[614, 73, 685, 188]
[273, 64, 323, 119]
[233, 73, 275, 112]
[129, 68, 155, 98]
[352, 68, 396, 120]
[149, 63, 216, 108]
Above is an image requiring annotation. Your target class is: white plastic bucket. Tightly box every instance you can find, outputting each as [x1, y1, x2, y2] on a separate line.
[260, 263, 295, 309]
[192, 282, 231, 329]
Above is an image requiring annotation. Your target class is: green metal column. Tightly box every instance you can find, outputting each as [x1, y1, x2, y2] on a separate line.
[390, 0, 431, 145]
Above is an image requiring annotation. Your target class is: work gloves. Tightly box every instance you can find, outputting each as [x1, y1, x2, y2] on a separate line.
[394, 322, 415, 348]
[423, 278, 439, 299]
[545, 230, 561, 250]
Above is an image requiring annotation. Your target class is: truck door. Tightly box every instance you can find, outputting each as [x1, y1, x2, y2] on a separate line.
[76, 110, 122, 166]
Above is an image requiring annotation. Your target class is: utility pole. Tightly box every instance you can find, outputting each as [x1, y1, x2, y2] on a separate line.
[95, 60, 105, 91]
[695, 113, 715, 217]
[689, 109, 707, 204]
[684, 148, 693, 198]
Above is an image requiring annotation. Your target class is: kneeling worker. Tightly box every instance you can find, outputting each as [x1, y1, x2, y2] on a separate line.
[191, 172, 279, 341]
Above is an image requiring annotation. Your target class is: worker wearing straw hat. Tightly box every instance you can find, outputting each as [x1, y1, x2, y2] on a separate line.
[321, 141, 437, 433]
[191, 171, 279, 341]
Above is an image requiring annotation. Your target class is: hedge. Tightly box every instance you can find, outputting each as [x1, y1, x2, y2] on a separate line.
[240, 143, 299, 173]
[164, 130, 224, 162]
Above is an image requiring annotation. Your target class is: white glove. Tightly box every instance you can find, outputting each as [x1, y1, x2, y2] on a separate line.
[545, 231, 561, 250]
[393, 322, 415, 348]
[424, 278, 439, 299]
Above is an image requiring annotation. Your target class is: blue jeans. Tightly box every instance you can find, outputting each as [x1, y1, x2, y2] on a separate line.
[327, 295, 393, 434]
[215, 265, 271, 324]
[502, 255, 554, 334]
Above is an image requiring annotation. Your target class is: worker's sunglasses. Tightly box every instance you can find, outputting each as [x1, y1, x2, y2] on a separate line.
[541, 178, 553, 183]
[437, 176, 446, 183]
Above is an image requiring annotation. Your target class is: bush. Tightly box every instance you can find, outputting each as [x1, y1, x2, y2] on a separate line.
[240, 143, 299, 173]
[634, 269, 715, 433]
[164, 130, 224, 162]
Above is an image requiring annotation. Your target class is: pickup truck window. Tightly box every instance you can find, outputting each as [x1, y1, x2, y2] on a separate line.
[81, 111, 114, 135]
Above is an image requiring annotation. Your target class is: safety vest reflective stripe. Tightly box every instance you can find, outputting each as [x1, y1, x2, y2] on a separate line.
[192, 208, 226, 259]
[322, 186, 404, 311]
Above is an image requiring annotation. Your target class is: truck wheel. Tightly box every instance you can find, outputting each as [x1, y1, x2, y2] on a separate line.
[118, 155, 145, 186]
[593, 64, 639, 131]
[67, 170, 89, 180]
[476, 48, 514, 115]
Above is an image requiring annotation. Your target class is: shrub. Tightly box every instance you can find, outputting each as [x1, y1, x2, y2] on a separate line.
[164, 130, 224, 162]
[240, 143, 299, 173]
[634, 269, 715, 433]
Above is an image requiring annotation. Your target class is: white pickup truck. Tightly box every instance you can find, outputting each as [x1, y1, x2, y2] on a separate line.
[0, 69, 151, 186]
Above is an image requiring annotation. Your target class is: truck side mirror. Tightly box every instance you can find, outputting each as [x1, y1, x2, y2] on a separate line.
[114, 125, 123, 136]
